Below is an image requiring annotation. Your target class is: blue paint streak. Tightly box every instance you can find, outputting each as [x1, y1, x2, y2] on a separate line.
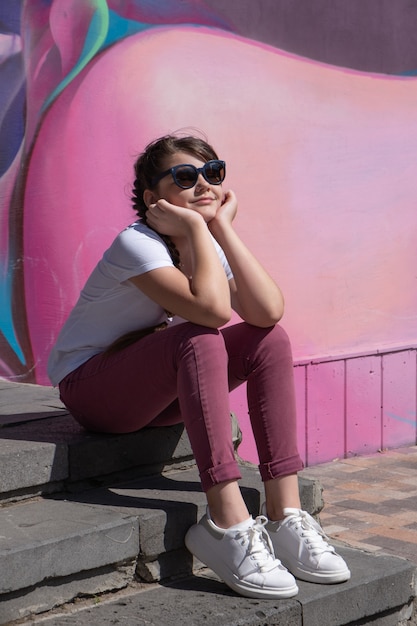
[1, 0, 228, 370]
[41, 3, 228, 113]
[42, 4, 110, 112]
[104, 10, 148, 47]
[385, 412, 416, 426]
[400, 69, 417, 76]
[0, 273, 25, 363]
[41, 8, 166, 112]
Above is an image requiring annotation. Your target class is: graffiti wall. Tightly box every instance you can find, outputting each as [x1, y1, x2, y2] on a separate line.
[1, 1, 416, 464]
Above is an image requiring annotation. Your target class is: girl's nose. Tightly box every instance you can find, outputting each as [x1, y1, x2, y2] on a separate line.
[195, 173, 209, 190]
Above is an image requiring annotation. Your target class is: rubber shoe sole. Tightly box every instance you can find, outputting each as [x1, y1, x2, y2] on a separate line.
[185, 516, 299, 599]
[265, 508, 351, 585]
[279, 553, 351, 584]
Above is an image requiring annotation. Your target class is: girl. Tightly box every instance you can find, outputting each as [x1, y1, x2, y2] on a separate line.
[48, 133, 350, 599]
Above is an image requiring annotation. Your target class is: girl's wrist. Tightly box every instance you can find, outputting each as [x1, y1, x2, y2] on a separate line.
[182, 211, 206, 234]
[208, 216, 234, 241]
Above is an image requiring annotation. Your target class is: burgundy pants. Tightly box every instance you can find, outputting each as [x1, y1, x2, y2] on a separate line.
[59, 322, 303, 491]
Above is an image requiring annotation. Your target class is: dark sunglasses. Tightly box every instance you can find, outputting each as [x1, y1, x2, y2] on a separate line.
[151, 159, 226, 189]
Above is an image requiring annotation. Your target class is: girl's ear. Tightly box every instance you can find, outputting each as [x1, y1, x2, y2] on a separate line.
[143, 189, 157, 208]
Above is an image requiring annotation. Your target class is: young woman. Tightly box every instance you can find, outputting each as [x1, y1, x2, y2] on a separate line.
[48, 134, 350, 599]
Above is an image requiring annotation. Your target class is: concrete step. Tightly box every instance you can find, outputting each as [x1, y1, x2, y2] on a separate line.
[16, 549, 417, 626]
[1, 382, 416, 625]
[0, 381, 245, 502]
[0, 414, 192, 500]
[0, 465, 322, 625]
[0, 381, 194, 501]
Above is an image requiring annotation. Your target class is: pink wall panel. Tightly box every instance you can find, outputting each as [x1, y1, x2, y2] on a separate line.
[382, 351, 417, 448]
[306, 361, 345, 465]
[232, 363, 308, 467]
[235, 349, 417, 468]
[294, 365, 307, 465]
[345, 356, 382, 456]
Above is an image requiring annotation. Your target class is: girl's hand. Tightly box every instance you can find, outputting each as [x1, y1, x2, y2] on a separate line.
[208, 189, 238, 236]
[146, 199, 203, 237]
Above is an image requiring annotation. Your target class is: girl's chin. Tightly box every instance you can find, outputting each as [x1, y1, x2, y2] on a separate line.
[187, 204, 218, 219]
[201, 211, 219, 224]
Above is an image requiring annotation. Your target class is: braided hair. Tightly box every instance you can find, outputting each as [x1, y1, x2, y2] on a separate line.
[105, 134, 220, 355]
[131, 134, 219, 267]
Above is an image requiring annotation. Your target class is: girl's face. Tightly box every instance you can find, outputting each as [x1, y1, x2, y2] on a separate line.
[153, 151, 224, 222]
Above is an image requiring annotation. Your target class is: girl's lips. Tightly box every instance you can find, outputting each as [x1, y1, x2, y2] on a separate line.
[192, 197, 215, 204]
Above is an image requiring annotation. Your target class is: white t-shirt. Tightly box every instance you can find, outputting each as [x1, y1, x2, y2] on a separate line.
[47, 221, 233, 386]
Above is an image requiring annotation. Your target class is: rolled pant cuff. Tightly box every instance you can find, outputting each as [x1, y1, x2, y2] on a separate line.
[259, 455, 304, 482]
[200, 461, 242, 492]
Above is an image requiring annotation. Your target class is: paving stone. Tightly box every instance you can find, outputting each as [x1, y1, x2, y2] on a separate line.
[307, 447, 417, 567]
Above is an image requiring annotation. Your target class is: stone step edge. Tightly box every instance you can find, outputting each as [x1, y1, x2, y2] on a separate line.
[1, 463, 415, 625]
[0, 464, 256, 623]
[5, 548, 417, 626]
[0, 413, 242, 501]
[0, 466, 321, 594]
[0, 416, 192, 499]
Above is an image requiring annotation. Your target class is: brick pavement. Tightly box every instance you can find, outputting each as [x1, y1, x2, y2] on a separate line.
[302, 445, 417, 565]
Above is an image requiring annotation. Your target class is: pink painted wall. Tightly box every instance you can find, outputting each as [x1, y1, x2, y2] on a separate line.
[236, 349, 417, 466]
[1, 2, 416, 465]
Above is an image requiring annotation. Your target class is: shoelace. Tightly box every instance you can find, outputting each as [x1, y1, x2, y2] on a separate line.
[287, 510, 336, 558]
[236, 515, 281, 573]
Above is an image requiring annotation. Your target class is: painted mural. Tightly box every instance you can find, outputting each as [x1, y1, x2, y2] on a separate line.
[1, 1, 416, 464]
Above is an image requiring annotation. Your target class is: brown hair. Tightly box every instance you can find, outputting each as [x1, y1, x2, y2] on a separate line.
[132, 134, 219, 267]
[106, 134, 219, 355]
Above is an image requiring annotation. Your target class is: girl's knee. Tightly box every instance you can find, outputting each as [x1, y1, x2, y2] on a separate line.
[178, 322, 227, 361]
[268, 323, 292, 347]
[261, 324, 293, 360]
[245, 322, 292, 351]
[222, 322, 293, 370]
[182, 323, 225, 345]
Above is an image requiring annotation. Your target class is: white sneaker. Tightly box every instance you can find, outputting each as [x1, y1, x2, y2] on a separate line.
[185, 508, 299, 599]
[263, 506, 351, 584]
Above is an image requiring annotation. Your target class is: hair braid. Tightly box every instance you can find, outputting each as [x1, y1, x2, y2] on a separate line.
[106, 134, 219, 355]
[131, 160, 181, 268]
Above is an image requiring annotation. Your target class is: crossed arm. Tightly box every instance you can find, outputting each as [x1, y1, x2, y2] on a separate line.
[129, 190, 284, 329]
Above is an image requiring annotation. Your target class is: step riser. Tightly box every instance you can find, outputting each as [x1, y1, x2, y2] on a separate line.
[0, 416, 242, 502]
[1, 381, 243, 504]
[0, 502, 139, 595]
[0, 480, 415, 626]
[1, 382, 416, 626]
[7, 549, 415, 626]
[0, 420, 193, 502]
[0, 468, 322, 623]
[0, 563, 136, 625]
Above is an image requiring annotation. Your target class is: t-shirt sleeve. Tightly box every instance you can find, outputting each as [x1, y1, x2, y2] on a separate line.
[102, 224, 174, 282]
[101, 222, 233, 284]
